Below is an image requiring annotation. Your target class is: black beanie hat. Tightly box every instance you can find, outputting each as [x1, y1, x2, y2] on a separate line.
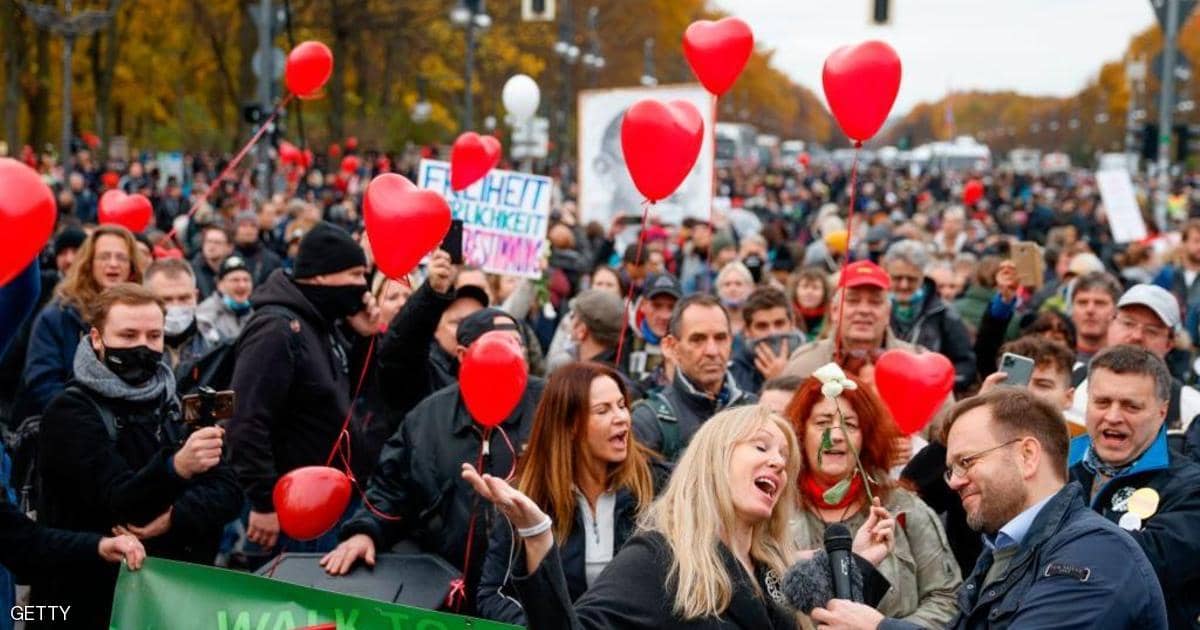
[53, 227, 87, 254]
[293, 221, 367, 279]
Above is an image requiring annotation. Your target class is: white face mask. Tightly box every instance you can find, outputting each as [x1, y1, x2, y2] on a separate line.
[164, 305, 196, 336]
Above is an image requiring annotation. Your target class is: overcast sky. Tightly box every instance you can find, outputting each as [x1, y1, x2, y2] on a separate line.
[715, 0, 1159, 116]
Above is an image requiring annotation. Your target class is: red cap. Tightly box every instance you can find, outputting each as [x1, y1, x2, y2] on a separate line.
[838, 260, 891, 290]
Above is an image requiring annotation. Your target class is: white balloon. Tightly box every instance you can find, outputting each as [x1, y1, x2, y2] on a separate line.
[502, 74, 540, 123]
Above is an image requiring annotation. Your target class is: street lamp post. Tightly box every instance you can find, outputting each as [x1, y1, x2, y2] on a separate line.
[641, 37, 657, 87]
[581, 6, 605, 89]
[22, 0, 116, 171]
[554, 0, 579, 161]
[451, 0, 491, 132]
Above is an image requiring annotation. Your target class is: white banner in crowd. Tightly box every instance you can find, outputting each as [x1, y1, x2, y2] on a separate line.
[577, 84, 715, 226]
[1095, 168, 1148, 243]
[418, 159, 553, 279]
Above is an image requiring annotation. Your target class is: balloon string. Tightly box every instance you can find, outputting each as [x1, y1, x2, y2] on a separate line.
[325, 335, 376, 468]
[832, 141, 863, 361]
[706, 94, 718, 265]
[447, 435, 490, 611]
[615, 199, 653, 367]
[163, 92, 296, 244]
[497, 425, 517, 481]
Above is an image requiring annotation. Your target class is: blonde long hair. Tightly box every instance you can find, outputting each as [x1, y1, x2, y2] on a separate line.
[638, 405, 801, 620]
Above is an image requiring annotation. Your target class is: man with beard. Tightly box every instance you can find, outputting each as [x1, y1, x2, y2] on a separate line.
[228, 222, 379, 553]
[812, 388, 1167, 629]
[1070, 346, 1200, 628]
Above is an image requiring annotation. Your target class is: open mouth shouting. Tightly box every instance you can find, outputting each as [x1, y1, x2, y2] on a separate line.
[754, 474, 781, 503]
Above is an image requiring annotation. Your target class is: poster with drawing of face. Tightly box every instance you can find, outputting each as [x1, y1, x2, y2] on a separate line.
[577, 84, 714, 227]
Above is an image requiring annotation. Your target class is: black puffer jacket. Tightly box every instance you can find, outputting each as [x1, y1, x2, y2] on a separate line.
[339, 378, 545, 614]
[890, 278, 977, 392]
[34, 383, 241, 629]
[228, 269, 365, 512]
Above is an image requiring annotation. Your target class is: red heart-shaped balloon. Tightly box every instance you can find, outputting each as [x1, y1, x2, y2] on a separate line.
[285, 40, 334, 98]
[278, 141, 302, 165]
[682, 17, 754, 97]
[0, 159, 56, 286]
[341, 155, 361, 174]
[620, 99, 705, 203]
[460, 330, 528, 429]
[822, 40, 902, 143]
[963, 179, 984, 206]
[364, 173, 452, 278]
[98, 190, 153, 233]
[451, 132, 501, 191]
[874, 350, 954, 435]
[273, 466, 352, 541]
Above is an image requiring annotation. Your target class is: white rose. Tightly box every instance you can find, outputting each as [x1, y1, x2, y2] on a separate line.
[813, 362, 848, 385]
[821, 381, 844, 398]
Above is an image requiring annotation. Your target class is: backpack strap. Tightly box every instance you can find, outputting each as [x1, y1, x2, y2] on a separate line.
[637, 392, 680, 461]
[64, 386, 118, 441]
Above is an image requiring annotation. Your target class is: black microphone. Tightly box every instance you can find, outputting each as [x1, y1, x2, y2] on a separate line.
[824, 523, 857, 602]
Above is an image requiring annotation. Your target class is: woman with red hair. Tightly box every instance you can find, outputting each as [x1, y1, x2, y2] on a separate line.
[786, 375, 961, 628]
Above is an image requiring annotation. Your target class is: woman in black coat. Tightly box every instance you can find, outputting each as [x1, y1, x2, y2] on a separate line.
[476, 361, 667, 625]
[464, 404, 896, 629]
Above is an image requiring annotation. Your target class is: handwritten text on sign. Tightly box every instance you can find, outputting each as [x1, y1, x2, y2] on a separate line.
[418, 159, 552, 278]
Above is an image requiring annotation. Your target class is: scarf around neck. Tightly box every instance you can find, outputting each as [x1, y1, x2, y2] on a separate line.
[72, 336, 175, 403]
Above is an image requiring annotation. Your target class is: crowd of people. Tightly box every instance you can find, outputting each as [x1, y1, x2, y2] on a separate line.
[1, 141, 1199, 629]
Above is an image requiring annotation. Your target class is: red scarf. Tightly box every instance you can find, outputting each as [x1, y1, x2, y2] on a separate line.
[801, 474, 864, 511]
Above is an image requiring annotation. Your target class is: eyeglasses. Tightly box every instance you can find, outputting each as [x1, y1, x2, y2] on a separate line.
[95, 252, 130, 264]
[943, 439, 1021, 484]
[1113, 316, 1169, 340]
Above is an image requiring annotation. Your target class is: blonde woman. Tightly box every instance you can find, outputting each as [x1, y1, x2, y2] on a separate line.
[463, 405, 896, 629]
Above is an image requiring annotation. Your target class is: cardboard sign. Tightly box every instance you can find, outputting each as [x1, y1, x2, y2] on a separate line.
[417, 159, 552, 279]
[1096, 169, 1148, 243]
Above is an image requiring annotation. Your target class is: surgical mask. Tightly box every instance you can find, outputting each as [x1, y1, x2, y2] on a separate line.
[164, 305, 196, 336]
[721, 297, 745, 310]
[103, 345, 164, 386]
[223, 295, 253, 315]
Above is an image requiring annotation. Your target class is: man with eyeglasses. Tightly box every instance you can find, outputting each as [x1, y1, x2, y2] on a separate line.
[1068, 345, 1200, 629]
[811, 388, 1167, 629]
[1066, 284, 1200, 448]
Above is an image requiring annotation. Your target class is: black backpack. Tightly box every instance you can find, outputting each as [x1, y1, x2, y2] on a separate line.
[174, 304, 300, 396]
[7, 386, 118, 516]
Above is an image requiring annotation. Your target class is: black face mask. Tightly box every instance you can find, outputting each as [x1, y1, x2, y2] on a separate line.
[103, 345, 163, 386]
[743, 254, 765, 284]
[298, 283, 368, 322]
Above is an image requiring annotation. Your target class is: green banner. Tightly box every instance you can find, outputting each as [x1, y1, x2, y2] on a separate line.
[110, 558, 521, 630]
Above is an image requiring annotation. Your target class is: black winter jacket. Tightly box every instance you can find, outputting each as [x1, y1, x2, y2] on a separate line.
[33, 383, 241, 628]
[228, 269, 365, 512]
[376, 280, 457, 422]
[339, 378, 545, 614]
[891, 279, 977, 392]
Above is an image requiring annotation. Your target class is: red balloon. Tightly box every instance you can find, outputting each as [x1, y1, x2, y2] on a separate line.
[273, 466, 352, 541]
[364, 173, 452, 278]
[798, 152, 811, 168]
[822, 41, 902, 143]
[341, 155, 361, 173]
[682, 17, 754, 97]
[329, 143, 342, 158]
[285, 41, 334, 98]
[344, 136, 359, 151]
[0, 159, 56, 286]
[279, 141, 302, 165]
[620, 99, 705, 203]
[451, 132, 502, 191]
[460, 331, 528, 429]
[874, 350, 955, 435]
[301, 149, 314, 169]
[963, 179, 984, 206]
[101, 171, 120, 189]
[97, 190, 153, 233]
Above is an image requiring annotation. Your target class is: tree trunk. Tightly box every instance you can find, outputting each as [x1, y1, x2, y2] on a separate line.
[379, 38, 393, 109]
[2, 0, 26, 146]
[28, 30, 51, 149]
[93, 0, 121, 141]
[328, 0, 347, 139]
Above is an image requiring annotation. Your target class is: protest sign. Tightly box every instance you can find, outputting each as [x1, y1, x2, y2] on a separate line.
[1095, 168, 1148, 243]
[418, 159, 552, 279]
[110, 558, 520, 630]
[577, 84, 715, 226]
